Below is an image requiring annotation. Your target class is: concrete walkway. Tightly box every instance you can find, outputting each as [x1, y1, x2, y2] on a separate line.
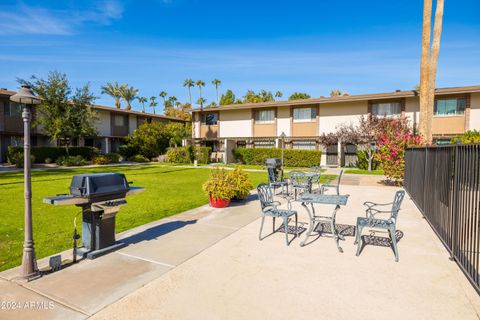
[1, 185, 479, 320]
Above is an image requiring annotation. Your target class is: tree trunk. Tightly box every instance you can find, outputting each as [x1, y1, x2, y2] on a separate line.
[419, 0, 432, 142]
[115, 98, 120, 109]
[188, 87, 192, 106]
[426, 0, 444, 145]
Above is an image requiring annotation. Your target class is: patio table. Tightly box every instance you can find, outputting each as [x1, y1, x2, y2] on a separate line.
[296, 193, 349, 252]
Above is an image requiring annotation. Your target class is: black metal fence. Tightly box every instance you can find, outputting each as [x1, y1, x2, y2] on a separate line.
[405, 144, 480, 293]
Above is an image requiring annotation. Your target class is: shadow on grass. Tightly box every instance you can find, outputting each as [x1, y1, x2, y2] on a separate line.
[120, 219, 197, 245]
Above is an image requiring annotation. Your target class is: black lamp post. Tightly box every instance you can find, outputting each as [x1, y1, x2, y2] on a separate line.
[10, 85, 41, 279]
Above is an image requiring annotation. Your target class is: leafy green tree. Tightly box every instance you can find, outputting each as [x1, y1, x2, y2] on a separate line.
[165, 122, 191, 147]
[183, 79, 195, 105]
[124, 122, 170, 158]
[149, 96, 158, 114]
[101, 81, 122, 109]
[288, 92, 311, 100]
[330, 89, 342, 96]
[220, 89, 236, 105]
[19, 71, 98, 154]
[119, 84, 138, 110]
[137, 96, 147, 113]
[243, 89, 274, 103]
[275, 91, 283, 99]
[211, 79, 221, 104]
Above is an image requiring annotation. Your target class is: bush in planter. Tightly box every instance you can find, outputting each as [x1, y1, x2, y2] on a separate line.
[228, 167, 253, 200]
[202, 169, 235, 204]
[128, 154, 149, 163]
[56, 155, 86, 166]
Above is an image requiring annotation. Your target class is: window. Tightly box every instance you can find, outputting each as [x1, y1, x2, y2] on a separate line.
[236, 141, 247, 148]
[5, 102, 23, 117]
[202, 113, 218, 125]
[292, 140, 316, 150]
[371, 102, 401, 117]
[293, 107, 317, 122]
[254, 110, 275, 124]
[254, 140, 274, 148]
[114, 114, 127, 126]
[434, 98, 465, 116]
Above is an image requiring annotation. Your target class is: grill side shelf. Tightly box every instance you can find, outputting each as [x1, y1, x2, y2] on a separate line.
[43, 195, 89, 206]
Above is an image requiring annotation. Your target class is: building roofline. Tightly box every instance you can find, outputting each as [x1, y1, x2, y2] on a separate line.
[0, 88, 187, 122]
[190, 85, 480, 113]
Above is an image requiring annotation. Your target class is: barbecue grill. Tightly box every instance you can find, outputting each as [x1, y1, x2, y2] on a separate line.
[44, 173, 144, 259]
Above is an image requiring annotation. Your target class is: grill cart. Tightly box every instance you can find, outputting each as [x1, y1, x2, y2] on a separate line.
[44, 173, 144, 260]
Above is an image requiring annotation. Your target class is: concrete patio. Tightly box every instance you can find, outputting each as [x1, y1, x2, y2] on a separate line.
[1, 184, 479, 320]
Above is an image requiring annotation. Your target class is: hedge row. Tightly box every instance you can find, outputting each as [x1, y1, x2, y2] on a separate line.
[166, 146, 212, 164]
[233, 148, 321, 167]
[7, 146, 98, 163]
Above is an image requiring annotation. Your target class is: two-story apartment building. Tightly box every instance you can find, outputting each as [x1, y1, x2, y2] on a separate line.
[191, 85, 480, 165]
[0, 88, 187, 162]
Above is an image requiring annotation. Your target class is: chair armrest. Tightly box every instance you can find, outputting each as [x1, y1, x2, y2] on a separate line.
[365, 207, 393, 219]
[363, 201, 393, 209]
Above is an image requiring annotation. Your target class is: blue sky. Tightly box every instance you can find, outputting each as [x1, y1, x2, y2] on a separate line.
[0, 0, 479, 113]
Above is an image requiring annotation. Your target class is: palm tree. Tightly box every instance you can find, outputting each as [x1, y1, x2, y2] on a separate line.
[183, 79, 195, 105]
[137, 96, 147, 113]
[169, 96, 178, 108]
[330, 89, 342, 96]
[195, 80, 205, 110]
[197, 97, 207, 109]
[149, 96, 158, 114]
[211, 79, 221, 105]
[159, 91, 168, 107]
[274, 91, 283, 99]
[419, 0, 444, 144]
[101, 82, 122, 109]
[119, 84, 139, 110]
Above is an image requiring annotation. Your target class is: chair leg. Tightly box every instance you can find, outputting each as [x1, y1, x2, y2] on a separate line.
[295, 213, 299, 239]
[272, 217, 276, 233]
[355, 225, 363, 256]
[259, 216, 265, 240]
[390, 227, 399, 262]
[284, 216, 289, 246]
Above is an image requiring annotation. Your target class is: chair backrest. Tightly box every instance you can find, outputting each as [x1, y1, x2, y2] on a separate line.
[257, 183, 274, 211]
[336, 169, 344, 186]
[289, 171, 308, 186]
[267, 167, 277, 184]
[391, 190, 406, 221]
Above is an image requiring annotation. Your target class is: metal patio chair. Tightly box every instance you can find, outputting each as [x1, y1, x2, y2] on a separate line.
[320, 169, 343, 195]
[267, 167, 288, 195]
[289, 171, 311, 200]
[257, 183, 299, 246]
[355, 190, 406, 261]
[309, 166, 322, 192]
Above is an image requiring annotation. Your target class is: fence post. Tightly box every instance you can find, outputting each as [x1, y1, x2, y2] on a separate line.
[450, 142, 460, 260]
[422, 146, 428, 216]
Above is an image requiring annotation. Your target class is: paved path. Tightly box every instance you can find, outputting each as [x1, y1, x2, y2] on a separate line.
[1, 185, 478, 319]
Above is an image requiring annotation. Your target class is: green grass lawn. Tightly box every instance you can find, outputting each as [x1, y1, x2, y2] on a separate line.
[0, 165, 335, 271]
[344, 169, 385, 175]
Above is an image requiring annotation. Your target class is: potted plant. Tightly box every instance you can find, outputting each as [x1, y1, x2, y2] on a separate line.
[202, 169, 235, 208]
[228, 167, 253, 201]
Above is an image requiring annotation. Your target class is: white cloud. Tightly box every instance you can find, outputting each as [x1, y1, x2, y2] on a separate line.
[0, 1, 124, 35]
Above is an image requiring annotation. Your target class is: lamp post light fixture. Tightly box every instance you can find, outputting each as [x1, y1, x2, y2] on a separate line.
[10, 85, 42, 279]
[279, 132, 287, 175]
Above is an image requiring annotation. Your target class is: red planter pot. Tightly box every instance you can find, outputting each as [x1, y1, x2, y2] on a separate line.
[209, 196, 231, 208]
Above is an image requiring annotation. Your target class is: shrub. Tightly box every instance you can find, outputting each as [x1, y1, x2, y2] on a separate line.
[7, 146, 97, 163]
[56, 155, 86, 167]
[356, 150, 379, 170]
[451, 130, 480, 144]
[7, 152, 35, 168]
[232, 148, 321, 167]
[194, 146, 212, 164]
[44, 157, 53, 164]
[118, 144, 138, 159]
[166, 146, 193, 164]
[92, 153, 119, 165]
[228, 167, 253, 199]
[202, 168, 235, 200]
[128, 154, 149, 163]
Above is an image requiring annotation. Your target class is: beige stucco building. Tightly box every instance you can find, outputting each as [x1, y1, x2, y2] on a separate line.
[191, 85, 480, 165]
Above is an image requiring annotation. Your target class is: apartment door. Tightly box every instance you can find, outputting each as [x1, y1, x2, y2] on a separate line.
[343, 144, 357, 167]
[326, 144, 338, 166]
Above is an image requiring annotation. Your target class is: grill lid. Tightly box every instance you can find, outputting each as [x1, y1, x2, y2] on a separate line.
[70, 173, 130, 198]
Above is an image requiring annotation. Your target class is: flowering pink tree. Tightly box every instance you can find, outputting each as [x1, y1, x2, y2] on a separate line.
[375, 117, 423, 183]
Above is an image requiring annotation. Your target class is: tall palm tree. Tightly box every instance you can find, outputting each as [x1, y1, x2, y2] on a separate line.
[101, 82, 122, 109]
[195, 80, 205, 110]
[419, 0, 444, 144]
[274, 91, 283, 99]
[119, 84, 139, 110]
[137, 96, 147, 113]
[149, 96, 158, 114]
[183, 79, 195, 105]
[197, 97, 207, 109]
[159, 91, 168, 107]
[169, 96, 178, 108]
[211, 79, 221, 105]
